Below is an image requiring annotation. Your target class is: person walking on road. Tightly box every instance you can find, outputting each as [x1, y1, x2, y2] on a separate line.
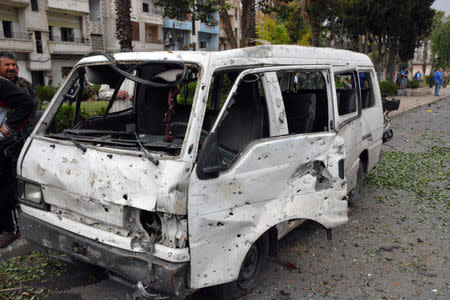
[429, 67, 436, 88]
[434, 68, 443, 96]
[399, 68, 408, 90]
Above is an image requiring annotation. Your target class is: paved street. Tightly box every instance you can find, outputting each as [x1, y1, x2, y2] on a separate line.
[1, 90, 449, 300]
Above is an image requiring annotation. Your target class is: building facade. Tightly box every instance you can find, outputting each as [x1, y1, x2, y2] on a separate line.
[0, 0, 222, 86]
[219, 0, 241, 50]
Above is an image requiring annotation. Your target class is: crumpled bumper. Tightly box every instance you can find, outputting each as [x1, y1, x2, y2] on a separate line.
[20, 213, 189, 298]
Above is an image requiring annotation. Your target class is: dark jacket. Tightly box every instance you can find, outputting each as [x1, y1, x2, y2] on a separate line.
[0, 78, 34, 133]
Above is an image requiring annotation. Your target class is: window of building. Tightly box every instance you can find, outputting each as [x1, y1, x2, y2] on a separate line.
[277, 70, 329, 134]
[335, 72, 359, 116]
[48, 26, 53, 41]
[131, 21, 140, 41]
[61, 27, 74, 42]
[359, 72, 375, 109]
[200, 41, 207, 49]
[31, 0, 39, 11]
[143, 2, 149, 13]
[35, 31, 43, 53]
[2, 21, 12, 38]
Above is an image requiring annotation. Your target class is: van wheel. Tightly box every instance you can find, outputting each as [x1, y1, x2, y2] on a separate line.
[348, 162, 364, 206]
[210, 233, 270, 300]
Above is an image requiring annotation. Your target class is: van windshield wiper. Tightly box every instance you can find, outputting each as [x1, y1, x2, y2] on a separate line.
[134, 132, 159, 166]
[66, 135, 87, 153]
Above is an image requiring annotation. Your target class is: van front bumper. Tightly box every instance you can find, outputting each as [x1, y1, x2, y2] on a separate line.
[19, 213, 189, 298]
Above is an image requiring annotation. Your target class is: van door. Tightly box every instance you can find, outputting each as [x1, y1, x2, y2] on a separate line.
[187, 66, 347, 289]
[332, 66, 362, 192]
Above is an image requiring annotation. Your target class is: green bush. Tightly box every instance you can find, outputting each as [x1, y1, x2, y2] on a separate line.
[425, 75, 433, 87]
[90, 84, 102, 94]
[406, 80, 420, 89]
[35, 85, 59, 103]
[379, 81, 398, 97]
[54, 105, 89, 133]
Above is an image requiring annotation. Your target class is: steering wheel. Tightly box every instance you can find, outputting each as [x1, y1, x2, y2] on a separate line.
[170, 122, 209, 138]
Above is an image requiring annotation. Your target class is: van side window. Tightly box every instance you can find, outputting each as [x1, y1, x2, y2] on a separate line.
[276, 70, 329, 134]
[359, 72, 375, 109]
[335, 72, 359, 116]
[204, 72, 270, 165]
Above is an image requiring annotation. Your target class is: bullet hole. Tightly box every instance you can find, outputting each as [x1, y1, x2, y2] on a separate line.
[235, 245, 239, 248]
[104, 207, 109, 212]
[238, 191, 243, 194]
[188, 144, 194, 154]
[297, 189, 301, 193]
[185, 168, 191, 173]
[107, 154, 113, 159]
[123, 194, 128, 200]
[245, 202, 250, 205]
[217, 222, 224, 227]
[229, 212, 234, 216]
[50, 144, 55, 148]
[237, 234, 241, 238]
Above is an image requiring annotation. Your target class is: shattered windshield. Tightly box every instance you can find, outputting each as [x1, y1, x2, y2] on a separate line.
[45, 60, 200, 156]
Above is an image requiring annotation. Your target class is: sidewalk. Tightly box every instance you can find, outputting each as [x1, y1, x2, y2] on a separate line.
[391, 86, 450, 116]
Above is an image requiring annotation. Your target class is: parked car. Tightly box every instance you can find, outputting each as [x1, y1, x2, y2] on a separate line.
[17, 45, 383, 299]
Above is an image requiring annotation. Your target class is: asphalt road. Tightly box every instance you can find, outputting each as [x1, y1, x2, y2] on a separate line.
[2, 96, 448, 300]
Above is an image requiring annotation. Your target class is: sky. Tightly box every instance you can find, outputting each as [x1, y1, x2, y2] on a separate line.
[432, 0, 450, 16]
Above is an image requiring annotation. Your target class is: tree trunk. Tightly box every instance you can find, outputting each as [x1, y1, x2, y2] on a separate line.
[219, 2, 238, 49]
[422, 40, 428, 75]
[115, 0, 132, 51]
[247, 0, 256, 46]
[240, 0, 250, 47]
[386, 37, 399, 83]
[311, 23, 320, 47]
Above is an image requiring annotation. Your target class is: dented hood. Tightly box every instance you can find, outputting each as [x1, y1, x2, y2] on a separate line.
[21, 138, 192, 215]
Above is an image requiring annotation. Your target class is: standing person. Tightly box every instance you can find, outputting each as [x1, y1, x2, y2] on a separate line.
[434, 68, 443, 96]
[47, 74, 53, 86]
[399, 68, 407, 90]
[444, 68, 449, 88]
[414, 70, 422, 81]
[429, 67, 436, 88]
[0, 78, 34, 247]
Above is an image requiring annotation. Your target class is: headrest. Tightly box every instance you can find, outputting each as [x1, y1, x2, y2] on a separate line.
[152, 69, 184, 83]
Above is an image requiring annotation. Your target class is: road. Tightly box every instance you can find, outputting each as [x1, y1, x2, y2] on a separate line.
[1, 96, 448, 300]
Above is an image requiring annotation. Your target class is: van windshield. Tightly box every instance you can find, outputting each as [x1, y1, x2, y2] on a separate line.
[45, 61, 199, 156]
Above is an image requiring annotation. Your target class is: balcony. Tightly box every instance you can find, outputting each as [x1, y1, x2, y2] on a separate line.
[0, 0, 30, 8]
[163, 19, 192, 31]
[0, 32, 33, 52]
[48, 36, 91, 55]
[200, 22, 219, 34]
[47, 0, 89, 14]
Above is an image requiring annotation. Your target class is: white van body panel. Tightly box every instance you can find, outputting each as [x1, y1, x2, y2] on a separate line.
[188, 133, 347, 288]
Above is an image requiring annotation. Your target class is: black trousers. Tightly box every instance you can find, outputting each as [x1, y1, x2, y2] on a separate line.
[0, 146, 20, 233]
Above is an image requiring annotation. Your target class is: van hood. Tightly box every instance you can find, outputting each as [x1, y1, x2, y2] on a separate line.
[21, 138, 192, 215]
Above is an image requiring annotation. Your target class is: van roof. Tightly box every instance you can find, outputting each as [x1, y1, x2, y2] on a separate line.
[78, 45, 373, 69]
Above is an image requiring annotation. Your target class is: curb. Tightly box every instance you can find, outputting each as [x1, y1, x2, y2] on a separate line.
[391, 94, 450, 117]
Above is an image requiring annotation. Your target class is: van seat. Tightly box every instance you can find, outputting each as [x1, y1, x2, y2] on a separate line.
[283, 93, 316, 134]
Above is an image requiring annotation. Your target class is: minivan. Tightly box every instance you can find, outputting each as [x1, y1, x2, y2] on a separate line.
[17, 46, 383, 298]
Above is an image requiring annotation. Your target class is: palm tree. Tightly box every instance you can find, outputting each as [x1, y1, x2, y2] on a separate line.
[115, 0, 132, 51]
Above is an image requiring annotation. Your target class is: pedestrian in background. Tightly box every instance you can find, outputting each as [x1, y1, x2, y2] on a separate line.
[47, 74, 53, 86]
[399, 68, 407, 90]
[443, 68, 449, 88]
[429, 67, 436, 87]
[413, 70, 422, 82]
[434, 68, 443, 96]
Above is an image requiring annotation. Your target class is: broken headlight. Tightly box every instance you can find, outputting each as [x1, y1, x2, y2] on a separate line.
[24, 183, 42, 203]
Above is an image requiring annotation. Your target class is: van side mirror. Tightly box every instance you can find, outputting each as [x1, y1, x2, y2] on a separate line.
[196, 132, 225, 179]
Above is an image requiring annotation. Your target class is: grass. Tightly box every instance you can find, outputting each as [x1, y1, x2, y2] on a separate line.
[43, 101, 109, 116]
[0, 251, 66, 300]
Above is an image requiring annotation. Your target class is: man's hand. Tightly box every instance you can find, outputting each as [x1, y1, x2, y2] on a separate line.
[116, 90, 129, 100]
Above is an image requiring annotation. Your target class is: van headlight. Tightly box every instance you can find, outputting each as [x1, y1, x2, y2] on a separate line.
[24, 183, 42, 203]
[17, 177, 49, 210]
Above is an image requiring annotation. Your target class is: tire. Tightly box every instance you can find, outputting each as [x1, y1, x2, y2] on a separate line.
[209, 233, 270, 300]
[348, 161, 364, 206]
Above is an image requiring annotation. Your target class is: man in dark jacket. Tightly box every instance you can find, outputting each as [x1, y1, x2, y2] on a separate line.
[0, 77, 34, 247]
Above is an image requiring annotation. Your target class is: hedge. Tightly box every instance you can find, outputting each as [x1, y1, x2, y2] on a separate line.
[379, 81, 398, 97]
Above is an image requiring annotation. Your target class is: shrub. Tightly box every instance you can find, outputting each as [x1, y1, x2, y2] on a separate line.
[379, 81, 398, 97]
[35, 85, 59, 103]
[54, 105, 89, 133]
[406, 80, 420, 89]
[425, 75, 433, 87]
[90, 84, 102, 94]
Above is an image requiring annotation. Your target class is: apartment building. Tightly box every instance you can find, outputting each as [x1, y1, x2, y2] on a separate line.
[0, 1, 221, 86]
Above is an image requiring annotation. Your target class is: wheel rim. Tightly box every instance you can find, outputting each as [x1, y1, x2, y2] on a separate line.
[237, 244, 260, 289]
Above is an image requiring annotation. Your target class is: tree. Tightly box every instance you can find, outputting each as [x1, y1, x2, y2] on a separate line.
[115, 0, 132, 51]
[257, 14, 291, 44]
[431, 17, 450, 68]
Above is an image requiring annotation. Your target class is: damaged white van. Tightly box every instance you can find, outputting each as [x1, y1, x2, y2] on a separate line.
[17, 46, 383, 298]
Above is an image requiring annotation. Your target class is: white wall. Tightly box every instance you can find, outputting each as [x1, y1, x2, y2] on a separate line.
[49, 57, 80, 86]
